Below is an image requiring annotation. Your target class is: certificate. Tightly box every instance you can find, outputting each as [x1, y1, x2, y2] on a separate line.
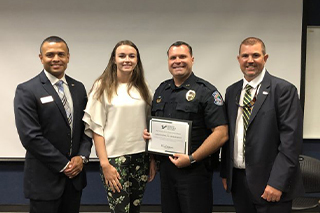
[146, 117, 192, 156]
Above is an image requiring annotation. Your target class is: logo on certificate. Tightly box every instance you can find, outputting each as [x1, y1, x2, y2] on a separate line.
[162, 125, 176, 131]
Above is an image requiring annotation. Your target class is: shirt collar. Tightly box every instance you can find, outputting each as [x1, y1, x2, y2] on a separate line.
[168, 72, 195, 90]
[44, 69, 68, 86]
[242, 67, 266, 89]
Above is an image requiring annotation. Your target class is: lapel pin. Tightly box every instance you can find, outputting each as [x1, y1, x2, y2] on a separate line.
[263, 91, 268, 95]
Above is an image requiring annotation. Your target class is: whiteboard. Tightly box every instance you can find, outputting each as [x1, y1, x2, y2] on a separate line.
[0, 0, 303, 158]
[303, 27, 320, 139]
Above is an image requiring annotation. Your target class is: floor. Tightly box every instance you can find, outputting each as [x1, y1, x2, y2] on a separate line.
[0, 205, 319, 213]
[0, 205, 235, 213]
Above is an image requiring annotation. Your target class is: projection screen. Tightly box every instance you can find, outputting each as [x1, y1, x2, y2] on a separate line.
[0, 0, 303, 158]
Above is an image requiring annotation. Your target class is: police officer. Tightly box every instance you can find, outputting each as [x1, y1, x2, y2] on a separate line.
[144, 41, 228, 213]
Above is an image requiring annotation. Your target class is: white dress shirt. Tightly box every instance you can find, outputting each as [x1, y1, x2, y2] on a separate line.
[233, 68, 266, 169]
[44, 70, 74, 128]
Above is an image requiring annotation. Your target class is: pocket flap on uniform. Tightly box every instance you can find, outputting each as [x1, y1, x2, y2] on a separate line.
[176, 102, 198, 113]
[151, 102, 165, 112]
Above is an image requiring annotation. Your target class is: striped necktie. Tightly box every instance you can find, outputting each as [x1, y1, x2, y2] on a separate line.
[243, 84, 253, 161]
[56, 80, 73, 127]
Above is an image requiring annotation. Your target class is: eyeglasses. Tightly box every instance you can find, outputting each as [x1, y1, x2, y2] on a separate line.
[235, 84, 260, 109]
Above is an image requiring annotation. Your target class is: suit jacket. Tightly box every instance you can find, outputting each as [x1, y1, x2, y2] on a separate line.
[221, 71, 304, 202]
[14, 70, 92, 200]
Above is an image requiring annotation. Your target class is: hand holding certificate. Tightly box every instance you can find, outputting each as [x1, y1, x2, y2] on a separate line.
[146, 117, 192, 156]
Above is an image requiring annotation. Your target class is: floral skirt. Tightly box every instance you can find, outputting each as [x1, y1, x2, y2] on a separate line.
[100, 152, 150, 213]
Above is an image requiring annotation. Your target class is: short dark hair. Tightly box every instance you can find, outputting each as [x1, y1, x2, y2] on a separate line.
[40, 36, 69, 54]
[239, 37, 266, 55]
[167, 41, 193, 56]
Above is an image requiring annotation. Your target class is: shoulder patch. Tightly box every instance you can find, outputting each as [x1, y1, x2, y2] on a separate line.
[212, 91, 224, 106]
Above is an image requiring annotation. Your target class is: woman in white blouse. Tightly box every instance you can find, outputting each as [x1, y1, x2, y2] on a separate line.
[83, 40, 156, 213]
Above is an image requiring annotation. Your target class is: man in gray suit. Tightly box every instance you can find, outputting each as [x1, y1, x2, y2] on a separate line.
[220, 37, 304, 213]
[14, 36, 92, 213]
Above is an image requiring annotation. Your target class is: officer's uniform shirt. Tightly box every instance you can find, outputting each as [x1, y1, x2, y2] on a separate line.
[151, 72, 228, 153]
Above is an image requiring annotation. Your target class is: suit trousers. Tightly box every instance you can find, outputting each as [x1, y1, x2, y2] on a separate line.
[231, 168, 292, 213]
[159, 158, 213, 213]
[30, 177, 82, 213]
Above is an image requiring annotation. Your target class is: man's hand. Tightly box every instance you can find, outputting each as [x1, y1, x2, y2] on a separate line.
[169, 153, 190, 168]
[261, 185, 282, 202]
[64, 156, 83, 178]
[143, 129, 151, 141]
[222, 178, 227, 191]
[148, 157, 157, 182]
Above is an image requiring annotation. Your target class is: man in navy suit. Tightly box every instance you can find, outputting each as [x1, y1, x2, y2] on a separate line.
[14, 36, 92, 213]
[220, 37, 304, 213]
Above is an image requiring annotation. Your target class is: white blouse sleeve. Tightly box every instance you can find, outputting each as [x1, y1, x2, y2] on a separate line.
[82, 82, 107, 138]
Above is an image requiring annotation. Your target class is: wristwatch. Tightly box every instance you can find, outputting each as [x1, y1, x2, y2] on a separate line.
[189, 154, 196, 164]
[80, 155, 88, 164]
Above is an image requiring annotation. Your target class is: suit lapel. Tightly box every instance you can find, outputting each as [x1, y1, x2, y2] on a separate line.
[229, 81, 243, 139]
[248, 71, 271, 126]
[39, 71, 71, 127]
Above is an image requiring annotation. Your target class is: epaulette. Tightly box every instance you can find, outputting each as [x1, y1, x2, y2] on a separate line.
[195, 76, 217, 91]
[157, 79, 172, 89]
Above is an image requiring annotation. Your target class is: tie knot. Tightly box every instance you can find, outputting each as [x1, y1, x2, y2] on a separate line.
[56, 80, 63, 88]
[56, 80, 64, 92]
[245, 84, 252, 91]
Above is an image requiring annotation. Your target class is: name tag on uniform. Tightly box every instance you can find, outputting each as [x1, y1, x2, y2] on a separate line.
[40, 96, 54, 104]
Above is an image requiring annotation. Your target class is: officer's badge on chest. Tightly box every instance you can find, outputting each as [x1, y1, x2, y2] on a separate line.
[186, 90, 196, 101]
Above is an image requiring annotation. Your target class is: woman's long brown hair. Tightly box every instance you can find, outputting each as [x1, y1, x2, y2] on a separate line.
[90, 40, 151, 105]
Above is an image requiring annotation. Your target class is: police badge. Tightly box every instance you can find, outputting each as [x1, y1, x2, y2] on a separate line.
[186, 90, 196, 101]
